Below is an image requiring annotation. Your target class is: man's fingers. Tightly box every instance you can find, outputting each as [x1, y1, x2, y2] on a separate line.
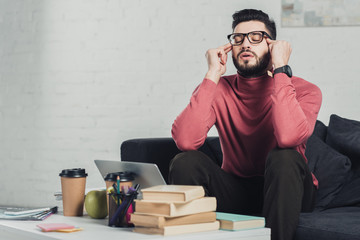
[224, 54, 227, 65]
[221, 43, 233, 53]
[219, 43, 232, 52]
[266, 38, 274, 52]
[221, 42, 232, 48]
[266, 38, 274, 45]
[218, 43, 232, 64]
[205, 44, 231, 66]
[224, 45, 233, 54]
[219, 50, 226, 65]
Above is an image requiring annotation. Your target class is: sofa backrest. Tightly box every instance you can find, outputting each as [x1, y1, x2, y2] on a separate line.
[120, 137, 223, 183]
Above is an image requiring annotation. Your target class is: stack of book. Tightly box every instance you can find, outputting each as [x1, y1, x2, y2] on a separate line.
[130, 185, 219, 236]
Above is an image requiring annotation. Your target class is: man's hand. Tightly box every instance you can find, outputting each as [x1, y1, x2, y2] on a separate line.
[266, 38, 292, 69]
[204, 43, 232, 84]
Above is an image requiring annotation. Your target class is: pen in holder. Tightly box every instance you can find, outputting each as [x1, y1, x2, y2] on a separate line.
[108, 184, 139, 227]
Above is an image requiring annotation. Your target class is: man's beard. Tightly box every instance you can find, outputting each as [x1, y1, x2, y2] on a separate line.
[233, 50, 271, 78]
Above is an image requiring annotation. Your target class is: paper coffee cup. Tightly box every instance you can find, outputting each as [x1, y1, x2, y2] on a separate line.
[104, 171, 134, 190]
[59, 168, 88, 216]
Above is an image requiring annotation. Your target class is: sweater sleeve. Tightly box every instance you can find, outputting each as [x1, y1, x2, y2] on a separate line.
[271, 73, 322, 148]
[171, 78, 217, 151]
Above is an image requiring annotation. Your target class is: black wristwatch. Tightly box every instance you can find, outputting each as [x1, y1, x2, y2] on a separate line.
[274, 65, 292, 78]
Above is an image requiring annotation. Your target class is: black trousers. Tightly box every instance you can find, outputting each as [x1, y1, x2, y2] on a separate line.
[168, 149, 316, 240]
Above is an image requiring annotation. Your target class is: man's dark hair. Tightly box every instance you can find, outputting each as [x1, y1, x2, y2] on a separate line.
[232, 9, 277, 40]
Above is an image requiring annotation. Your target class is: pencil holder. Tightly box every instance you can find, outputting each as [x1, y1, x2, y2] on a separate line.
[104, 171, 134, 216]
[108, 190, 138, 227]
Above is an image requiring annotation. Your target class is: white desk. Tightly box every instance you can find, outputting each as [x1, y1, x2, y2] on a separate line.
[0, 213, 270, 240]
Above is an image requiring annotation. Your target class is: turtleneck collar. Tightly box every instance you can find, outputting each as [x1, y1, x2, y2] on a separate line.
[233, 72, 274, 96]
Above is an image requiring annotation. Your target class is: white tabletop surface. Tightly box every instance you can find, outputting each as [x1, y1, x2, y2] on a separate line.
[0, 213, 270, 240]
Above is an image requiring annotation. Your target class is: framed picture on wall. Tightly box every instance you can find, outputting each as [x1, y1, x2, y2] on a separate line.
[281, 0, 360, 27]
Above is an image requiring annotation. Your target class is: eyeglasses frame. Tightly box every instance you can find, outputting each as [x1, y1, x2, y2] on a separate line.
[227, 31, 273, 46]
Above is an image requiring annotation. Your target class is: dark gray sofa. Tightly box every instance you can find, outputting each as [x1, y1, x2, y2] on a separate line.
[121, 114, 360, 240]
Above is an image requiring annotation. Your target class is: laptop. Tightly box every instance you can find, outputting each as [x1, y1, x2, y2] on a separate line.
[94, 160, 167, 192]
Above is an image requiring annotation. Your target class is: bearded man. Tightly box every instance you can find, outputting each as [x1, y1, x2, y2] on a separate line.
[169, 9, 322, 240]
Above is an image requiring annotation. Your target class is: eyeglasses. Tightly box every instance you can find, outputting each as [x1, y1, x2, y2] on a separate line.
[227, 31, 273, 46]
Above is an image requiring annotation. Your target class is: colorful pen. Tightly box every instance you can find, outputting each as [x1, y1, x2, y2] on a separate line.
[116, 176, 120, 194]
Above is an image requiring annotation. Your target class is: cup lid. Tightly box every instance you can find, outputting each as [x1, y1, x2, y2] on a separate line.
[104, 171, 135, 182]
[59, 168, 88, 178]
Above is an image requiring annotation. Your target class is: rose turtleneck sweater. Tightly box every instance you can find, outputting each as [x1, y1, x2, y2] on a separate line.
[172, 73, 322, 186]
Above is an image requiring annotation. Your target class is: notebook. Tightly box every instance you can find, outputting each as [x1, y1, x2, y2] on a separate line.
[94, 160, 167, 194]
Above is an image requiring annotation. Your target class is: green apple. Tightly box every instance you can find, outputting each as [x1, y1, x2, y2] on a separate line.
[85, 190, 108, 219]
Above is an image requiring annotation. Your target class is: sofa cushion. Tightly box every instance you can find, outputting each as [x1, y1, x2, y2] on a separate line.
[305, 135, 352, 208]
[296, 207, 360, 240]
[326, 174, 360, 209]
[312, 120, 327, 141]
[203, 137, 223, 166]
[326, 114, 360, 171]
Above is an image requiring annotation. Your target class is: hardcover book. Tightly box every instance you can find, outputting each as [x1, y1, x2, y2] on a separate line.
[130, 211, 216, 228]
[141, 185, 205, 202]
[216, 212, 265, 231]
[133, 221, 220, 236]
[134, 197, 216, 217]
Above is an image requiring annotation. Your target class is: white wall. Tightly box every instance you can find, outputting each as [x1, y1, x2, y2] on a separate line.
[1, 0, 359, 207]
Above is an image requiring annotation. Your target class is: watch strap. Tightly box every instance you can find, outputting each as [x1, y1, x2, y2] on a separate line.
[274, 65, 292, 77]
